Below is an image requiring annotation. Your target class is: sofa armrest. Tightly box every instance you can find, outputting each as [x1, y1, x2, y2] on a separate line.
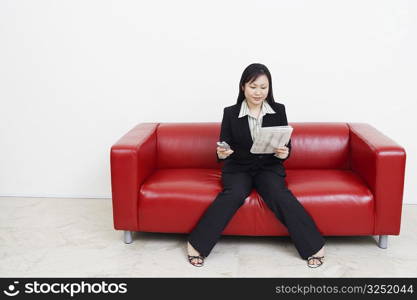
[348, 123, 406, 235]
[110, 123, 159, 230]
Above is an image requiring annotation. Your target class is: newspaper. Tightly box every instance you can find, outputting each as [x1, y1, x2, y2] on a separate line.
[250, 125, 293, 154]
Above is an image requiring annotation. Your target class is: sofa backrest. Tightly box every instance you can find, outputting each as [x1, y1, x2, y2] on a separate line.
[156, 122, 350, 170]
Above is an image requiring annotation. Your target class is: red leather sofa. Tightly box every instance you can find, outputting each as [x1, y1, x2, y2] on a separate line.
[110, 122, 406, 249]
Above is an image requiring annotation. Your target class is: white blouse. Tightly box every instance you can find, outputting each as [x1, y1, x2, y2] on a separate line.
[238, 99, 282, 159]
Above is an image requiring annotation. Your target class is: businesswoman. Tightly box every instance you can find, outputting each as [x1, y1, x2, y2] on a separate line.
[187, 63, 326, 268]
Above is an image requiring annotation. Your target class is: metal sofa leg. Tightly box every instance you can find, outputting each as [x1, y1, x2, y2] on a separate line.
[124, 230, 133, 244]
[378, 235, 388, 249]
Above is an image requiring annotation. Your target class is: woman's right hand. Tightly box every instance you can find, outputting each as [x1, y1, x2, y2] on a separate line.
[217, 146, 234, 159]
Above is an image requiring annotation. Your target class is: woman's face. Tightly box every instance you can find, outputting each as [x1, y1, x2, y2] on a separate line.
[242, 74, 269, 107]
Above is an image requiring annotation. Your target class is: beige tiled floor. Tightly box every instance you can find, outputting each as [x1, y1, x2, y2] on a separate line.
[0, 197, 416, 277]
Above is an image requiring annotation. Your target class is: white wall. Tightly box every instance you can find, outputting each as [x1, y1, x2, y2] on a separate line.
[1, 0, 416, 203]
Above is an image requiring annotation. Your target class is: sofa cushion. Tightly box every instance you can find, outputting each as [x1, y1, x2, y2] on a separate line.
[138, 168, 374, 235]
[156, 122, 350, 170]
[255, 169, 374, 236]
[138, 168, 256, 234]
[156, 123, 220, 169]
[284, 123, 350, 170]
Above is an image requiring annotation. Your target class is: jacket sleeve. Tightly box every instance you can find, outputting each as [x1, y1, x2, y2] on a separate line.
[274, 104, 292, 161]
[216, 107, 235, 163]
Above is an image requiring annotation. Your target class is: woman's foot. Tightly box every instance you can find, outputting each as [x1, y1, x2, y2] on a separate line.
[307, 246, 325, 268]
[187, 241, 204, 267]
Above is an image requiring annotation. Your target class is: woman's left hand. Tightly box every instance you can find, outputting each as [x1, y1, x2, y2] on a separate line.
[274, 146, 289, 159]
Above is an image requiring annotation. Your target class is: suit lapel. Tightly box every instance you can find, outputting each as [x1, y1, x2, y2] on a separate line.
[241, 115, 253, 144]
[234, 102, 254, 145]
[264, 102, 281, 126]
[261, 113, 276, 127]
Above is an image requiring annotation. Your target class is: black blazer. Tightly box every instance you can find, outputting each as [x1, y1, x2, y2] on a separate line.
[216, 101, 292, 176]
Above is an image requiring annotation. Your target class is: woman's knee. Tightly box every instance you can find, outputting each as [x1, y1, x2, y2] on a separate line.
[222, 185, 252, 201]
[258, 185, 290, 202]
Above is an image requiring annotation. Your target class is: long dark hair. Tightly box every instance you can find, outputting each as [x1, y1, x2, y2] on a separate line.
[236, 63, 276, 106]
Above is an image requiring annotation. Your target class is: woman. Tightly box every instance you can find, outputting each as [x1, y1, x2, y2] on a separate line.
[187, 63, 326, 268]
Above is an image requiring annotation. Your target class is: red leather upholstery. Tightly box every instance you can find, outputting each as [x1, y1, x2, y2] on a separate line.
[111, 122, 406, 237]
[157, 123, 220, 169]
[111, 123, 158, 229]
[348, 123, 406, 235]
[284, 123, 350, 170]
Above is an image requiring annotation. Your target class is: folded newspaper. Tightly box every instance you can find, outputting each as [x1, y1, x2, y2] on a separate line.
[250, 125, 293, 154]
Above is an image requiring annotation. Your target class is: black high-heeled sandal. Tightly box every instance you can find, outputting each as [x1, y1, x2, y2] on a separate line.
[188, 255, 205, 267]
[307, 256, 324, 268]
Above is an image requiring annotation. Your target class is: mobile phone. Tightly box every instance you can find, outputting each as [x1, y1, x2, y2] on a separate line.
[217, 141, 231, 150]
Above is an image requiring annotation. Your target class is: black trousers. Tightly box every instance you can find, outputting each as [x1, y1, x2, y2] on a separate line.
[188, 168, 325, 260]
